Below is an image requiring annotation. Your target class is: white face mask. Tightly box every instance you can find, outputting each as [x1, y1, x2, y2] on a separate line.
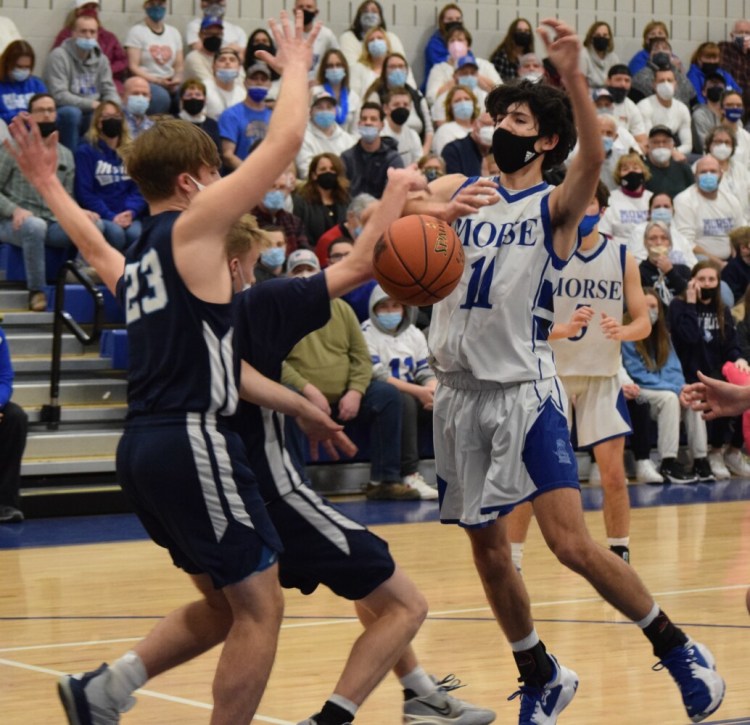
[648, 308, 659, 325]
[478, 126, 495, 146]
[711, 143, 733, 161]
[187, 174, 206, 192]
[656, 81, 675, 100]
[650, 146, 672, 164]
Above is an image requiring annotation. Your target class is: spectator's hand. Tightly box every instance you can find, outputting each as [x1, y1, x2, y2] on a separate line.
[686, 278, 699, 304]
[84, 210, 100, 222]
[622, 383, 640, 400]
[446, 178, 500, 221]
[337, 389, 362, 421]
[537, 18, 581, 80]
[415, 385, 435, 410]
[113, 211, 133, 228]
[736, 358, 750, 374]
[11, 206, 32, 231]
[654, 253, 673, 274]
[672, 148, 686, 163]
[302, 383, 331, 415]
[678, 385, 692, 408]
[91, 100, 100, 110]
[599, 311, 624, 340]
[258, 10, 320, 77]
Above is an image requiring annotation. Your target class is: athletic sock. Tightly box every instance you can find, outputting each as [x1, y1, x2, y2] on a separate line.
[399, 666, 436, 698]
[106, 651, 147, 707]
[638, 604, 689, 658]
[511, 542, 524, 571]
[511, 631, 553, 688]
[316, 695, 358, 724]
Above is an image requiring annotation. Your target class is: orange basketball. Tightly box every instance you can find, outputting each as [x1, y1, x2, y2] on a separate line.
[373, 215, 465, 306]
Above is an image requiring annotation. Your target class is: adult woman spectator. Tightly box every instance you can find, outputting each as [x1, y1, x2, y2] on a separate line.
[0, 41, 46, 125]
[176, 78, 222, 159]
[425, 26, 500, 107]
[628, 20, 669, 75]
[245, 27, 279, 98]
[422, 3, 463, 90]
[314, 49, 361, 133]
[669, 261, 750, 478]
[687, 42, 741, 104]
[622, 289, 712, 482]
[638, 221, 691, 305]
[490, 17, 534, 82]
[51, 1, 128, 93]
[581, 21, 620, 89]
[431, 86, 477, 156]
[293, 152, 350, 248]
[349, 27, 395, 98]
[600, 152, 653, 248]
[124, 0, 184, 114]
[73, 101, 146, 251]
[364, 52, 433, 155]
[339, 1, 405, 68]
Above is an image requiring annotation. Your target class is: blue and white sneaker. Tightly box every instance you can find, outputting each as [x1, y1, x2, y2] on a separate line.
[653, 639, 725, 722]
[58, 663, 136, 725]
[507, 655, 578, 724]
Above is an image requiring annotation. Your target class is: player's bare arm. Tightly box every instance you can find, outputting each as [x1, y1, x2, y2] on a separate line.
[544, 18, 604, 259]
[173, 10, 320, 300]
[4, 116, 124, 295]
[325, 166, 428, 299]
[600, 252, 651, 341]
[403, 173, 499, 223]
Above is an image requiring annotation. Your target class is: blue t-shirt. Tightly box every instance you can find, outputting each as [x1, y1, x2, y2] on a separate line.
[0, 76, 47, 124]
[217, 102, 272, 161]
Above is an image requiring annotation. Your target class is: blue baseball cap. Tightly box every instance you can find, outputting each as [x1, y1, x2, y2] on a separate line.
[455, 53, 479, 71]
[200, 15, 223, 31]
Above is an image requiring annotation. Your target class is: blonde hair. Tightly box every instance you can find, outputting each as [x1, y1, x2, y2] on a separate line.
[85, 100, 130, 148]
[613, 152, 650, 185]
[225, 214, 274, 260]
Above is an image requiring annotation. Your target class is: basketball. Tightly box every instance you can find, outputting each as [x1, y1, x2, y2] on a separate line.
[373, 215, 465, 306]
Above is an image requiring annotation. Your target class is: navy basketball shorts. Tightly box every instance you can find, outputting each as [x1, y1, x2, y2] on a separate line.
[267, 484, 395, 600]
[117, 413, 283, 589]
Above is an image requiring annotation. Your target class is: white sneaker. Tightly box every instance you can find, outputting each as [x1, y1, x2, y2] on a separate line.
[635, 458, 664, 484]
[724, 449, 750, 478]
[587, 462, 601, 485]
[707, 451, 731, 480]
[403, 472, 439, 500]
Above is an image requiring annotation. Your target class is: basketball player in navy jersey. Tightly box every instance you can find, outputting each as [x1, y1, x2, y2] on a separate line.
[6, 12, 361, 725]
[403, 17, 725, 725]
[225, 207, 496, 725]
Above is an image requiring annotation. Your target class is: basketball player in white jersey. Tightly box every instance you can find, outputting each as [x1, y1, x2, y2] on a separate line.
[403, 17, 725, 725]
[507, 181, 652, 570]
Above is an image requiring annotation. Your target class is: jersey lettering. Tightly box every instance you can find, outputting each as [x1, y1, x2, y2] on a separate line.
[553, 277, 623, 301]
[454, 217, 540, 249]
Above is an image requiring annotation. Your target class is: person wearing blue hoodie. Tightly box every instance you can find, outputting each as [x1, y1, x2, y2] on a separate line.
[0, 40, 47, 125]
[74, 100, 146, 250]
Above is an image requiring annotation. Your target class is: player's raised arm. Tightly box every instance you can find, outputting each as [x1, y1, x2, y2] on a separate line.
[4, 117, 124, 295]
[544, 18, 604, 259]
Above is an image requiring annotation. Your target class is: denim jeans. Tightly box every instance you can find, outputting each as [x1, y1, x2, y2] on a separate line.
[100, 218, 142, 251]
[56, 106, 92, 151]
[0, 216, 72, 290]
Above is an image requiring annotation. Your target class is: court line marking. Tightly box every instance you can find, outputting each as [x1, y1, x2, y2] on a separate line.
[0, 658, 294, 725]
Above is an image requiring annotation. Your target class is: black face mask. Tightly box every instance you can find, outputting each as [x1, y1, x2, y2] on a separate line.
[390, 107, 410, 126]
[316, 171, 338, 190]
[701, 62, 719, 75]
[651, 51, 671, 69]
[513, 30, 532, 48]
[203, 35, 222, 53]
[249, 42, 273, 59]
[183, 98, 205, 116]
[302, 9, 316, 25]
[607, 85, 627, 103]
[621, 171, 645, 191]
[38, 121, 57, 138]
[492, 127, 540, 174]
[700, 286, 718, 301]
[100, 117, 123, 138]
[706, 85, 724, 103]
[592, 36, 609, 52]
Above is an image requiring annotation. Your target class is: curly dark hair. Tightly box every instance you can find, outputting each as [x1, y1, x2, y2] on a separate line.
[485, 80, 576, 170]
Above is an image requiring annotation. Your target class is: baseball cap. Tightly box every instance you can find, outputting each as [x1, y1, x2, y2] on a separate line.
[648, 124, 674, 139]
[455, 53, 479, 71]
[592, 87, 613, 102]
[287, 249, 321, 274]
[200, 15, 224, 31]
[245, 61, 272, 79]
[310, 87, 337, 107]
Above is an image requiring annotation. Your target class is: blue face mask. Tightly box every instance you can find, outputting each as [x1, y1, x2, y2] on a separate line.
[452, 100, 474, 120]
[602, 136, 614, 153]
[216, 69, 239, 83]
[376, 312, 403, 330]
[313, 110, 336, 129]
[578, 212, 600, 237]
[358, 125, 380, 142]
[126, 94, 149, 116]
[263, 189, 286, 210]
[457, 74, 478, 90]
[387, 69, 408, 87]
[10, 68, 30, 82]
[75, 37, 98, 52]
[353, 225, 363, 238]
[325, 67, 346, 85]
[247, 86, 269, 103]
[261, 247, 286, 268]
[697, 172, 720, 192]
[651, 207, 672, 223]
[146, 5, 167, 22]
[368, 39, 388, 57]
[725, 107, 744, 123]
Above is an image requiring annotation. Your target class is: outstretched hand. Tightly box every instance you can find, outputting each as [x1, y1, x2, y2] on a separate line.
[254, 10, 320, 76]
[446, 178, 500, 221]
[296, 407, 358, 462]
[4, 114, 59, 189]
[537, 18, 581, 80]
[683, 371, 750, 420]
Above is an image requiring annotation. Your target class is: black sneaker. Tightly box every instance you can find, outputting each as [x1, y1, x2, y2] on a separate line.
[659, 457, 698, 484]
[693, 457, 717, 483]
[610, 545, 630, 563]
